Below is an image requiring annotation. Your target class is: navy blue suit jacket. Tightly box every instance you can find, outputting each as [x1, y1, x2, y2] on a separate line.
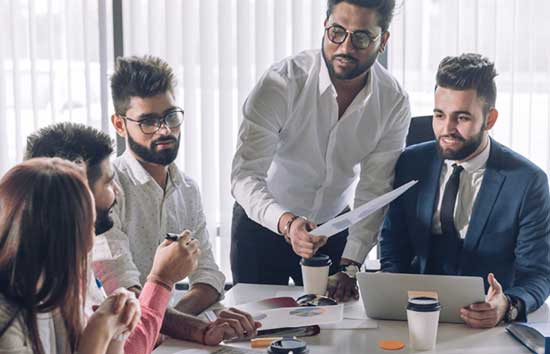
[380, 139, 550, 314]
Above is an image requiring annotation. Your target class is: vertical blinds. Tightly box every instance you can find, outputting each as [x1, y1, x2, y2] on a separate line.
[1, 0, 548, 277]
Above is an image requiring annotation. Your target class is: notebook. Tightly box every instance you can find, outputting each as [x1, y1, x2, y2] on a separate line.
[506, 322, 550, 354]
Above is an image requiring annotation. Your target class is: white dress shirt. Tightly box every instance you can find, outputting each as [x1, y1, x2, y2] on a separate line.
[92, 151, 225, 296]
[432, 139, 491, 238]
[231, 49, 411, 263]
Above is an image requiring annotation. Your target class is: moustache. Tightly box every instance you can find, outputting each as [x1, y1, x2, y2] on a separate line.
[153, 137, 178, 146]
[439, 133, 465, 142]
[332, 54, 358, 63]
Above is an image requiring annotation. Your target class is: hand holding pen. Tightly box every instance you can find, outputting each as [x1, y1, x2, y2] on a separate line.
[148, 230, 201, 287]
[165, 231, 196, 244]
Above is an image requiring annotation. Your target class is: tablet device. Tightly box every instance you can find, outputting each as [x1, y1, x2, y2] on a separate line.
[356, 272, 485, 323]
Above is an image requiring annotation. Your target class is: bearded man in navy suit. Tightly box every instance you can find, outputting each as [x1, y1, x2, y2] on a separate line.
[380, 53, 550, 328]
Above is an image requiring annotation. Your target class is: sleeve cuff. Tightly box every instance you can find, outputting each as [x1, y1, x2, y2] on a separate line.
[341, 236, 375, 265]
[263, 203, 288, 234]
[190, 273, 226, 300]
[505, 290, 529, 321]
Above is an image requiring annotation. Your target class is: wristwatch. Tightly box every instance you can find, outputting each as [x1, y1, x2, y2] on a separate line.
[338, 264, 361, 279]
[504, 295, 520, 323]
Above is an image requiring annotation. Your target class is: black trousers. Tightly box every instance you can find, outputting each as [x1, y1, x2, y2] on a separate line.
[230, 203, 348, 285]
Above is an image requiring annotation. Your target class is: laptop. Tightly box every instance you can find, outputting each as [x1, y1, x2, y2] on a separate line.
[356, 272, 485, 323]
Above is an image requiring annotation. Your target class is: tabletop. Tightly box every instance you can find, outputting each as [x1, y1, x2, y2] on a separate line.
[154, 283, 550, 354]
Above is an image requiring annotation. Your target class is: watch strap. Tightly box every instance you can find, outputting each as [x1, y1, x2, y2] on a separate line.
[504, 295, 519, 323]
[338, 264, 360, 278]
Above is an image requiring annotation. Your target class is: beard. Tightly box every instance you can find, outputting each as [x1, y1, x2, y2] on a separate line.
[95, 200, 116, 235]
[436, 129, 484, 161]
[322, 38, 379, 80]
[127, 132, 180, 166]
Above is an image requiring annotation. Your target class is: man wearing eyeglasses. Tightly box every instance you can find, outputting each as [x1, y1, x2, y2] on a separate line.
[231, 0, 410, 302]
[93, 56, 260, 344]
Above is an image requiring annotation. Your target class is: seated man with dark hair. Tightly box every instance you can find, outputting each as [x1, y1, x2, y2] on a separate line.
[97, 55, 258, 342]
[380, 53, 550, 328]
[25, 122, 249, 350]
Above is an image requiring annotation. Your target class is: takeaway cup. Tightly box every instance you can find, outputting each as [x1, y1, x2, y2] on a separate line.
[300, 254, 332, 295]
[407, 296, 441, 351]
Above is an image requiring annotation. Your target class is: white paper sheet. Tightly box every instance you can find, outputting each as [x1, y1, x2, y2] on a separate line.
[343, 300, 368, 320]
[251, 304, 344, 330]
[275, 290, 304, 298]
[310, 180, 418, 237]
[270, 292, 378, 329]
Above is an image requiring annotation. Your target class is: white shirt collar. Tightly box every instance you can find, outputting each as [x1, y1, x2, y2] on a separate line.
[317, 52, 374, 102]
[318, 53, 333, 96]
[120, 149, 183, 187]
[445, 138, 491, 173]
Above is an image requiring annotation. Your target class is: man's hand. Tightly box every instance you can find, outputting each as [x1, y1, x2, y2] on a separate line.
[278, 213, 326, 258]
[201, 308, 261, 345]
[460, 273, 508, 328]
[215, 307, 262, 338]
[149, 230, 201, 286]
[201, 319, 231, 345]
[327, 271, 359, 302]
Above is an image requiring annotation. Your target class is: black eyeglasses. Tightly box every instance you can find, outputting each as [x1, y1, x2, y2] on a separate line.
[296, 294, 338, 307]
[122, 108, 184, 135]
[325, 24, 381, 50]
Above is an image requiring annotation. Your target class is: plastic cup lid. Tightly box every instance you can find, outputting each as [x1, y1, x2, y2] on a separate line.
[268, 338, 309, 354]
[407, 296, 441, 312]
[300, 253, 332, 267]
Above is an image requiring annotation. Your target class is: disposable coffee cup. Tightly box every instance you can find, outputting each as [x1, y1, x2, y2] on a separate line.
[268, 337, 309, 354]
[300, 254, 332, 295]
[407, 297, 441, 351]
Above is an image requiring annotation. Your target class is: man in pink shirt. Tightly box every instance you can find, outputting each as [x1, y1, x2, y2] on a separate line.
[25, 123, 252, 353]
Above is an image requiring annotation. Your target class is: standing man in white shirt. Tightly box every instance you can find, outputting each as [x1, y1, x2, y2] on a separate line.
[93, 56, 259, 342]
[231, 0, 410, 301]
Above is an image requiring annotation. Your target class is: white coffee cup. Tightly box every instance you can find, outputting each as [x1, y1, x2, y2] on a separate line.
[407, 297, 441, 351]
[300, 254, 332, 295]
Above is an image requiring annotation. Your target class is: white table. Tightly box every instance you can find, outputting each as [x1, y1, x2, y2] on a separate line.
[155, 284, 550, 354]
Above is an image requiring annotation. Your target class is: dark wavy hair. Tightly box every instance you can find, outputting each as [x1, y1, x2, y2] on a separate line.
[111, 55, 177, 116]
[25, 122, 113, 186]
[326, 0, 396, 32]
[0, 158, 95, 354]
[436, 53, 498, 116]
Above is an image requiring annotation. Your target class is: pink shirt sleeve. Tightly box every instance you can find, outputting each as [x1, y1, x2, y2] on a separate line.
[124, 281, 171, 354]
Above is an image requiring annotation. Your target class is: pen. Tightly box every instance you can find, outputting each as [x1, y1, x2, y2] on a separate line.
[165, 232, 196, 245]
[165, 232, 180, 241]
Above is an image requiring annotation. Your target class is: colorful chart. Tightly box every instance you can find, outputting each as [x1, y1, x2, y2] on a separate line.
[289, 307, 327, 317]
